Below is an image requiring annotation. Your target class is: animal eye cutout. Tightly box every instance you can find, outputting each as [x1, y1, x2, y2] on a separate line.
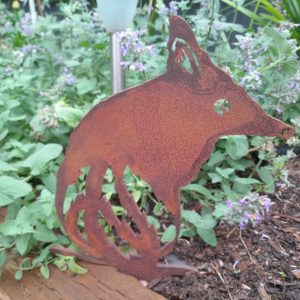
[214, 99, 231, 116]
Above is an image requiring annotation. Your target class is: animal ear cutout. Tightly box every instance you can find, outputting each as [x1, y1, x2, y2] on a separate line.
[167, 16, 220, 91]
[167, 16, 201, 76]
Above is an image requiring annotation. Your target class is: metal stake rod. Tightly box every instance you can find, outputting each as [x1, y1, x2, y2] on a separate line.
[28, 0, 37, 24]
[111, 33, 125, 94]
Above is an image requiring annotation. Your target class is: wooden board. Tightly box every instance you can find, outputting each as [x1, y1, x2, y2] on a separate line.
[0, 263, 165, 300]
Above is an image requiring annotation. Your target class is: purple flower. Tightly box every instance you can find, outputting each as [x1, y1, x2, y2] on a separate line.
[239, 197, 248, 206]
[64, 73, 76, 86]
[17, 45, 39, 58]
[262, 198, 272, 212]
[254, 213, 263, 223]
[169, 1, 178, 15]
[20, 14, 33, 36]
[226, 200, 234, 209]
[120, 61, 131, 69]
[129, 62, 145, 72]
[158, 1, 178, 16]
[243, 212, 250, 223]
[213, 22, 223, 31]
[239, 219, 246, 229]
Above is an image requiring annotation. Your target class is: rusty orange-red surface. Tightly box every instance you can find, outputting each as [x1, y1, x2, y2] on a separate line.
[55, 16, 295, 280]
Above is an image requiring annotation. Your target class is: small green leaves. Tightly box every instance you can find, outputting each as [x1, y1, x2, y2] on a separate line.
[40, 264, 50, 279]
[0, 176, 32, 206]
[196, 228, 217, 247]
[182, 210, 217, 246]
[161, 225, 176, 243]
[15, 270, 23, 280]
[225, 136, 249, 160]
[67, 258, 88, 275]
[22, 144, 63, 176]
[16, 234, 31, 255]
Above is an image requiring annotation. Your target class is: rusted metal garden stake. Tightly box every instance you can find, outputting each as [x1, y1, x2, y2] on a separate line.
[54, 16, 295, 280]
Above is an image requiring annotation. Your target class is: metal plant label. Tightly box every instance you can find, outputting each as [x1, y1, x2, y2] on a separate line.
[55, 16, 295, 280]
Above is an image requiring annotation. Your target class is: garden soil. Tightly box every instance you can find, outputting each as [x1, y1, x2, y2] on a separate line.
[151, 155, 300, 300]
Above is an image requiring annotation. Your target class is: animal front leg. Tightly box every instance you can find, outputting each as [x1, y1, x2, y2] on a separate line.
[156, 188, 182, 257]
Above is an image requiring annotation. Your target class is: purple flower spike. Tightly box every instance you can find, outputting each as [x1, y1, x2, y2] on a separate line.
[64, 74, 76, 86]
[226, 200, 234, 209]
[262, 198, 273, 212]
[243, 212, 250, 223]
[254, 213, 263, 224]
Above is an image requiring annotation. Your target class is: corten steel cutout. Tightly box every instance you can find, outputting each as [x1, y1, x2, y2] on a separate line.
[55, 16, 295, 280]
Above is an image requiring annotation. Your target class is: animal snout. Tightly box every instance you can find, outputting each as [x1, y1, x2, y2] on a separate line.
[280, 126, 295, 140]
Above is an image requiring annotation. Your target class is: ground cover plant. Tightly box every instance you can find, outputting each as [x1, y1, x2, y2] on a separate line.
[0, 0, 299, 280]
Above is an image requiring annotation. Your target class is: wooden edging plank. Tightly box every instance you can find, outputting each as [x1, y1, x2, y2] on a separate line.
[0, 263, 166, 300]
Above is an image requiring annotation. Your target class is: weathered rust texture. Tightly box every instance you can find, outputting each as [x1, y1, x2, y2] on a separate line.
[54, 16, 295, 280]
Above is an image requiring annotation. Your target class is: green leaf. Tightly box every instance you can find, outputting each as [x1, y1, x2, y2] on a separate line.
[233, 182, 252, 194]
[76, 78, 97, 95]
[0, 251, 7, 271]
[146, 216, 160, 229]
[182, 211, 216, 229]
[102, 183, 116, 194]
[256, 167, 275, 193]
[161, 225, 176, 243]
[208, 172, 223, 183]
[55, 106, 84, 128]
[0, 161, 17, 172]
[0, 176, 32, 206]
[0, 220, 34, 236]
[251, 136, 266, 147]
[68, 259, 88, 275]
[216, 167, 235, 179]
[132, 190, 141, 202]
[40, 265, 50, 279]
[183, 184, 213, 198]
[197, 228, 217, 247]
[227, 159, 250, 171]
[207, 151, 226, 167]
[180, 228, 196, 238]
[264, 27, 291, 56]
[15, 270, 23, 280]
[22, 144, 63, 176]
[153, 202, 164, 216]
[16, 234, 31, 255]
[182, 210, 202, 225]
[213, 203, 229, 219]
[225, 136, 249, 160]
[0, 129, 8, 142]
[221, 0, 265, 25]
[234, 177, 262, 185]
[33, 225, 57, 243]
[93, 43, 106, 50]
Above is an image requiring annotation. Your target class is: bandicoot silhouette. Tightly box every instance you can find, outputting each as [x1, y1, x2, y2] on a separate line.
[55, 16, 295, 280]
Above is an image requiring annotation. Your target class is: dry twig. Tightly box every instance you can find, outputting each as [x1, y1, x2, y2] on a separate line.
[239, 229, 253, 262]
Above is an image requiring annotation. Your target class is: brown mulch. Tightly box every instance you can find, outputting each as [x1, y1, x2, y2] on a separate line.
[151, 155, 300, 300]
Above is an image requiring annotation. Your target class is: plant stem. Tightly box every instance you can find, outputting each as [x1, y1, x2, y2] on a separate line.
[206, 0, 216, 41]
[249, 0, 261, 30]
